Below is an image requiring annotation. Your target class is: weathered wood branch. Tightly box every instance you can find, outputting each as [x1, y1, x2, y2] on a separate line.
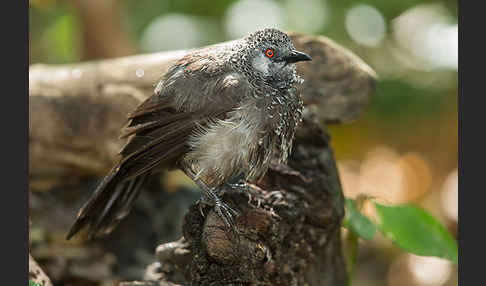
[29, 32, 376, 190]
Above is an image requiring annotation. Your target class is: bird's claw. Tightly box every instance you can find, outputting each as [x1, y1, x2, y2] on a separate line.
[214, 200, 239, 229]
[197, 199, 206, 218]
[227, 181, 248, 190]
[197, 188, 240, 231]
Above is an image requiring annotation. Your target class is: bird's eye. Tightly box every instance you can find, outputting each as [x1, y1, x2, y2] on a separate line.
[265, 48, 274, 58]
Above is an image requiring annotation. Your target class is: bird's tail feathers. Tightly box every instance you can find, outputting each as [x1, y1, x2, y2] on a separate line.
[66, 167, 148, 240]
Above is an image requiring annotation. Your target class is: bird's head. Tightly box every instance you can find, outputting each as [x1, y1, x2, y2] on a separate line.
[234, 28, 312, 89]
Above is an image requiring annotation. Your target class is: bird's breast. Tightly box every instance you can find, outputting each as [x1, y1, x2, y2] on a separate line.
[261, 88, 304, 163]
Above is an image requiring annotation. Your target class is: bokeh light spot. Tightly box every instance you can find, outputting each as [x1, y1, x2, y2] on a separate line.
[440, 168, 458, 222]
[408, 255, 452, 285]
[224, 0, 284, 39]
[141, 14, 205, 52]
[283, 0, 329, 33]
[392, 4, 458, 70]
[345, 4, 386, 47]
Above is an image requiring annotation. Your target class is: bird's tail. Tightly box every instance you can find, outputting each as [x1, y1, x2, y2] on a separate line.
[66, 166, 149, 240]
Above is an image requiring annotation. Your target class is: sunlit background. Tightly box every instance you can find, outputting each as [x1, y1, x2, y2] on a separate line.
[30, 0, 458, 285]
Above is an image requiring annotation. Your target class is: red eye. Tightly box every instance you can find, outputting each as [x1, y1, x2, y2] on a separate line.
[265, 48, 274, 58]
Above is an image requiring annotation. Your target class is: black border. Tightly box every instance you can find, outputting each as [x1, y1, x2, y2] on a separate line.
[10, 0, 29, 285]
[458, 0, 474, 285]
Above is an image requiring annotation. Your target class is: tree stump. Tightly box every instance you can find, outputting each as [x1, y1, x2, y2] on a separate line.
[140, 116, 347, 286]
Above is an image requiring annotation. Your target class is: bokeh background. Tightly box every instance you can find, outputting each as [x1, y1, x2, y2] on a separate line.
[29, 0, 458, 285]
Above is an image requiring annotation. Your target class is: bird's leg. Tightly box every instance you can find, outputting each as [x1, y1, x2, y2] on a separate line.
[225, 174, 266, 208]
[182, 166, 239, 229]
[226, 173, 248, 190]
[225, 173, 260, 206]
[202, 187, 239, 228]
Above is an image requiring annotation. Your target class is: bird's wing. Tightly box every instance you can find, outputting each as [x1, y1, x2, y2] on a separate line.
[67, 52, 250, 239]
[118, 53, 249, 179]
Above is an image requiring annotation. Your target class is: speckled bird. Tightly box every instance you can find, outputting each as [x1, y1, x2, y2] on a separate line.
[67, 28, 312, 239]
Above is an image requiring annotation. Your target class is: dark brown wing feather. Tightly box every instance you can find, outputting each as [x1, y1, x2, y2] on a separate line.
[67, 50, 248, 240]
[66, 98, 197, 240]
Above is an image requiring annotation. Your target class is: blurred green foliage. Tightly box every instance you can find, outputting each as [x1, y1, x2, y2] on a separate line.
[344, 198, 377, 240]
[29, 3, 79, 63]
[375, 202, 458, 263]
[372, 79, 451, 119]
[344, 198, 458, 263]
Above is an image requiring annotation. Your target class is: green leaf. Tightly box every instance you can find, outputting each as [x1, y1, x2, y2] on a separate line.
[344, 199, 377, 240]
[374, 203, 458, 263]
[29, 280, 41, 286]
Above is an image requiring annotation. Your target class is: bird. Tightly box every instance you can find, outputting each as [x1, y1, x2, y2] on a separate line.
[66, 28, 312, 240]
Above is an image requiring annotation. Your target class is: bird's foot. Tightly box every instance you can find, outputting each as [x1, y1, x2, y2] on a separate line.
[198, 188, 239, 230]
[225, 180, 262, 208]
[242, 183, 266, 208]
[214, 198, 239, 229]
[226, 180, 248, 190]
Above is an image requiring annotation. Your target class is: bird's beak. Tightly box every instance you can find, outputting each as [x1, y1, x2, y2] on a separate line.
[282, 50, 312, 64]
